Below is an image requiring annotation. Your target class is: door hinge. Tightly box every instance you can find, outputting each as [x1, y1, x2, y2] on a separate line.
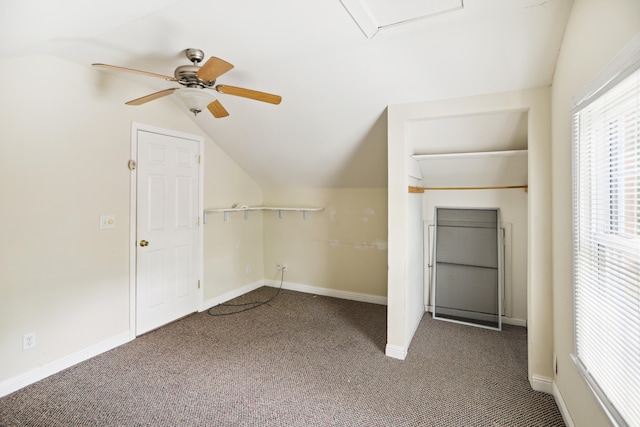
[198, 280, 201, 289]
[197, 155, 201, 164]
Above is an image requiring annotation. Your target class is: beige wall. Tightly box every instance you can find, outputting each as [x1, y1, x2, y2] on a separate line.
[203, 142, 264, 302]
[551, 1, 640, 425]
[263, 188, 388, 298]
[0, 55, 261, 387]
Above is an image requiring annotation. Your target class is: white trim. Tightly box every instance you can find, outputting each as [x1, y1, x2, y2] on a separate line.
[530, 374, 554, 394]
[412, 149, 527, 161]
[573, 32, 640, 110]
[196, 134, 204, 313]
[130, 122, 204, 337]
[385, 343, 407, 360]
[129, 124, 138, 340]
[553, 381, 577, 427]
[263, 279, 388, 305]
[0, 332, 131, 398]
[340, 0, 462, 39]
[200, 280, 265, 311]
[339, 0, 379, 38]
[501, 317, 527, 328]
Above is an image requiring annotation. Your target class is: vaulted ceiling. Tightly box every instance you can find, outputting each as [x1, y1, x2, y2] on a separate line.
[1, 0, 573, 188]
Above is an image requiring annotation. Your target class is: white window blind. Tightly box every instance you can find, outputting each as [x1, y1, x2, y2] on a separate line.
[572, 37, 640, 427]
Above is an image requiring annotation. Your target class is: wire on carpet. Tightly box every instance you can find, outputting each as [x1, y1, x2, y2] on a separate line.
[207, 269, 285, 316]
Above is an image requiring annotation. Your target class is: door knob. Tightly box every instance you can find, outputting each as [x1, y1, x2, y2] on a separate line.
[139, 240, 149, 247]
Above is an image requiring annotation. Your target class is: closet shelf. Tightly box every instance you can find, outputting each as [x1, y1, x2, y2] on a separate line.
[203, 206, 324, 223]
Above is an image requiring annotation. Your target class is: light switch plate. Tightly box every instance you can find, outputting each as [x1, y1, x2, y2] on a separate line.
[100, 214, 116, 230]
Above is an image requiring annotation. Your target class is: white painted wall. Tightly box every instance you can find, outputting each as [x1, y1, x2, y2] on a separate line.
[388, 87, 552, 392]
[406, 192, 425, 340]
[551, 1, 640, 426]
[0, 55, 262, 393]
[423, 189, 528, 324]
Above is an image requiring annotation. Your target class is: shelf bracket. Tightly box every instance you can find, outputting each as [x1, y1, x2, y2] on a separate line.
[203, 206, 324, 223]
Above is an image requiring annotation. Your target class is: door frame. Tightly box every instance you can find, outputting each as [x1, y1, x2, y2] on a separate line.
[129, 122, 204, 339]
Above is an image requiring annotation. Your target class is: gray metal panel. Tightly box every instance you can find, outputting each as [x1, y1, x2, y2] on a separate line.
[432, 207, 501, 330]
[435, 226, 498, 268]
[435, 208, 498, 228]
[434, 263, 499, 314]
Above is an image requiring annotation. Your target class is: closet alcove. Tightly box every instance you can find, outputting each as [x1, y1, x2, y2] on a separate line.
[409, 148, 529, 328]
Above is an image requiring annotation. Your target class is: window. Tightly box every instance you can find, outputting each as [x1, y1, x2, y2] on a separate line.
[572, 37, 640, 427]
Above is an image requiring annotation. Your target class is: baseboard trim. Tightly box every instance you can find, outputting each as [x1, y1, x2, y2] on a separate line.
[502, 317, 527, 327]
[552, 381, 576, 427]
[0, 331, 131, 398]
[385, 344, 407, 360]
[263, 280, 387, 305]
[530, 374, 554, 394]
[200, 280, 265, 311]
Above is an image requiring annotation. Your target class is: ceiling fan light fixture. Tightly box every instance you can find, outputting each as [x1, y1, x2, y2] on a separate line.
[93, 49, 281, 119]
[175, 88, 215, 116]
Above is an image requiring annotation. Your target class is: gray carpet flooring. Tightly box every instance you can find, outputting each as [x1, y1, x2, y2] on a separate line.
[0, 287, 565, 426]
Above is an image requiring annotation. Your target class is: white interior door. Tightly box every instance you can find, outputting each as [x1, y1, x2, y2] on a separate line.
[135, 128, 200, 335]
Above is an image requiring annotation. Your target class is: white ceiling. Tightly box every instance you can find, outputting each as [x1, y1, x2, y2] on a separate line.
[408, 110, 529, 155]
[0, 0, 573, 189]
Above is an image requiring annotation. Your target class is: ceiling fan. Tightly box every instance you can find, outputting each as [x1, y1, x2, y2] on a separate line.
[92, 48, 282, 118]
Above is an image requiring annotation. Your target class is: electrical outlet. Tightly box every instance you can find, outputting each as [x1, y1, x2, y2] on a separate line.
[23, 333, 36, 351]
[277, 262, 288, 271]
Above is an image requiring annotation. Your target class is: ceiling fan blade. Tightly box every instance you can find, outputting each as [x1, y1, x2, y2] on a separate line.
[125, 88, 178, 105]
[207, 99, 230, 118]
[196, 57, 235, 81]
[92, 63, 177, 81]
[215, 85, 282, 105]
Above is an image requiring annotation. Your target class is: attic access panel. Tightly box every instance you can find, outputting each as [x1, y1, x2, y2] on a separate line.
[432, 207, 502, 330]
[340, 0, 463, 38]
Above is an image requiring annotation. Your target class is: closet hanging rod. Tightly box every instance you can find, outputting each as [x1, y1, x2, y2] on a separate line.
[409, 185, 528, 193]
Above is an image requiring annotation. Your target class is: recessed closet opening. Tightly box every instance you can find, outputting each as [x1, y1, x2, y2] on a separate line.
[408, 110, 529, 329]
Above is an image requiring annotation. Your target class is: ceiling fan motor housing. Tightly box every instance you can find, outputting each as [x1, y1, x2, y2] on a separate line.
[174, 64, 215, 87]
[174, 49, 215, 87]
